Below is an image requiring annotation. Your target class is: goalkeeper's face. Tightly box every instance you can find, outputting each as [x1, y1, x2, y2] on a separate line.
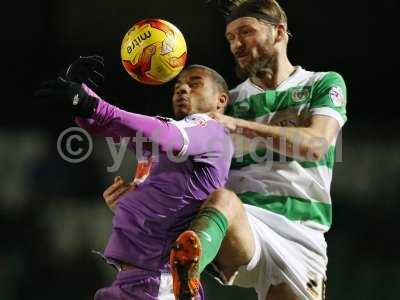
[225, 17, 279, 78]
[172, 68, 227, 120]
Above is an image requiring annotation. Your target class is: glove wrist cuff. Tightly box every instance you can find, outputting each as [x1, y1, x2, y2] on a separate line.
[72, 94, 99, 118]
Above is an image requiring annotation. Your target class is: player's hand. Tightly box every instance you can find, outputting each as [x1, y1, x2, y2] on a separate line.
[34, 78, 98, 118]
[209, 112, 257, 138]
[208, 111, 238, 131]
[65, 55, 104, 90]
[103, 176, 135, 212]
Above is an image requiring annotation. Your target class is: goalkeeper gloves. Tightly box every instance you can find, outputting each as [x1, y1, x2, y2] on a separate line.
[34, 78, 99, 118]
[64, 55, 104, 90]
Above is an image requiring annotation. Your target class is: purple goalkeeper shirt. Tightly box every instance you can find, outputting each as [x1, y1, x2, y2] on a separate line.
[76, 85, 233, 272]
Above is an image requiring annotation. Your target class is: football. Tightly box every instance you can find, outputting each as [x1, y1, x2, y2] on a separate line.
[121, 19, 187, 85]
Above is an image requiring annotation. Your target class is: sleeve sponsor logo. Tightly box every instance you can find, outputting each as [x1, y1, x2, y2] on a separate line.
[329, 86, 345, 107]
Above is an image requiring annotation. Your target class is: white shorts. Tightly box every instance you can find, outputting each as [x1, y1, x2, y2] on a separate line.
[225, 205, 328, 300]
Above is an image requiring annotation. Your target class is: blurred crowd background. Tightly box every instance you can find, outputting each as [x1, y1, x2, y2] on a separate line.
[1, 0, 399, 299]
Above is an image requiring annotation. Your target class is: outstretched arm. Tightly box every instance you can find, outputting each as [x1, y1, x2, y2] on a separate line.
[74, 84, 183, 154]
[219, 72, 347, 161]
[81, 86, 231, 158]
[87, 97, 184, 153]
[210, 112, 339, 161]
[35, 77, 184, 152]
[35, 78, 227, 157]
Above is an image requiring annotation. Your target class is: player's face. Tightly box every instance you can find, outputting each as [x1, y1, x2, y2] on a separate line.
[225, 17, 278, 77]
[172, 68, 222, 119]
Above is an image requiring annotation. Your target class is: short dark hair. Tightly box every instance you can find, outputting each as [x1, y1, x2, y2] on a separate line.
[184, 64, 229, 94]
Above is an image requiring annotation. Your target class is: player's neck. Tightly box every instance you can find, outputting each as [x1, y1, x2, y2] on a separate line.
[250, 56, 295, 90]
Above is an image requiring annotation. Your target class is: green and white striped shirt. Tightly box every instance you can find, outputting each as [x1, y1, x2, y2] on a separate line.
[226, 66, 347, 232]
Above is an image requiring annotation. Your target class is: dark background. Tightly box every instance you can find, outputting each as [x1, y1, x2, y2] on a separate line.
[1, 0, 399, 299]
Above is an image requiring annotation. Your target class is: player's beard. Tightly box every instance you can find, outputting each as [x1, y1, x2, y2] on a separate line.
[235, 43, 278, 81]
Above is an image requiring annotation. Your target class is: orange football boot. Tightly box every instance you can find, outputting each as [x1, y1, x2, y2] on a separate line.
[170, 230, 202, 300]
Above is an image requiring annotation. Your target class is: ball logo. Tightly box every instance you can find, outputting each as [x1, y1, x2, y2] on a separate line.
[126, 31, 152, 54]
[160, 34, 174, 55]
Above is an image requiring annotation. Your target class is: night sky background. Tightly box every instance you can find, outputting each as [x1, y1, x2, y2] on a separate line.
[1, 1, 399, 299]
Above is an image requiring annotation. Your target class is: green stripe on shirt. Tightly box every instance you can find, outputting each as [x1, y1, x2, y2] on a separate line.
[231, 146, 336, 170]
[238, 192, 332, 226]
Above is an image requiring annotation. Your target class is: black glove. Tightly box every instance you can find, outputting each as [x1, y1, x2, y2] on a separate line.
[35, 78, 99, 118]
[64, 55, 104, 90]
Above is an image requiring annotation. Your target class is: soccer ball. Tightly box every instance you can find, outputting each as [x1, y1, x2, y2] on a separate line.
[121, 19, 187, 85]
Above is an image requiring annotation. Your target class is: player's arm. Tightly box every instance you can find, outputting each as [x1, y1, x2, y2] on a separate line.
[73, 82, 113, 135]
[211, 113, 339, 161]
[169, 115, 234, 159]
[90, 99, 185, 153]
[212, 72, 347, 161]
[34, 78, 185, 152]
[77, 93, 232, 158]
